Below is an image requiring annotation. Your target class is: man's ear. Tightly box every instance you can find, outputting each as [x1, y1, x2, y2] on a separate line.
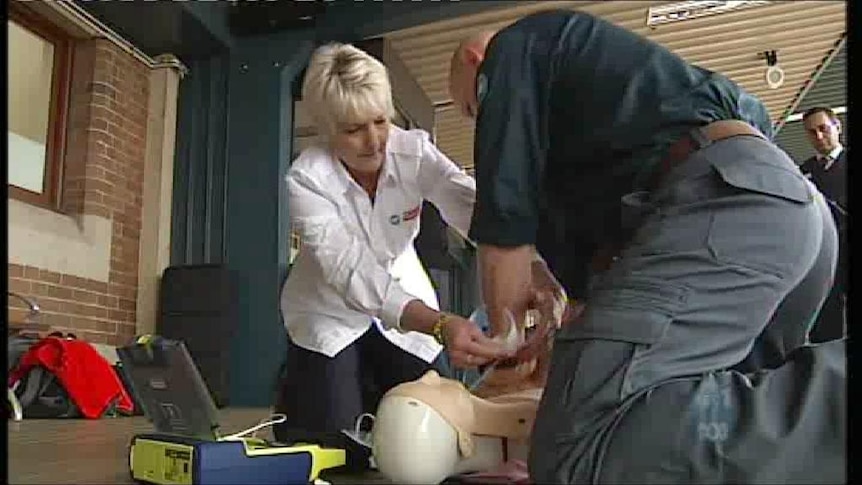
[465, 47, 484, 67]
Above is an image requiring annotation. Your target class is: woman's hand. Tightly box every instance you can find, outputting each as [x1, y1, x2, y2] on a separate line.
[400, 300, 511, 369]
[442, 314, 511, 369]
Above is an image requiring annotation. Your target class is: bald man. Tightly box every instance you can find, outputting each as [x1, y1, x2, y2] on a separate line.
[447, 9, 845, 485]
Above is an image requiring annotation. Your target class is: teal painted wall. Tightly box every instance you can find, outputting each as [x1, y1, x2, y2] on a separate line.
[172, 55, 230, 265]
[169, 38, 313, 406]
[223, 34, 314, 406]
[173, 34, 323, 406]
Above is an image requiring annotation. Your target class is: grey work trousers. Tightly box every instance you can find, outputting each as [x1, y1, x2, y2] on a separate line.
[529, 136, 845, 484]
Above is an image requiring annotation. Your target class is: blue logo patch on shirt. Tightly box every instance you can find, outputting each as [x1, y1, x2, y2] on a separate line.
[390, 205, 420, 226]
[476, 73, 488, 106]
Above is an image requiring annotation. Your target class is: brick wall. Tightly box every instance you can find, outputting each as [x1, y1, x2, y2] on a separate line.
[8, 39, 150, 346]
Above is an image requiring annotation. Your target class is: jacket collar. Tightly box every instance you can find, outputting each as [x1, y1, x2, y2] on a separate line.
[817, 144, 844, 171]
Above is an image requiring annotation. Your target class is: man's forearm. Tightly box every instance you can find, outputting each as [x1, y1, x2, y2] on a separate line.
[478, 244, 534, 337]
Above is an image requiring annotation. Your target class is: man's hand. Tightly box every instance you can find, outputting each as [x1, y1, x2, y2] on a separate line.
[512, 301, 585, 363]
[531, 259, 565, 300]
[515, 259, 586, 364]
[478, 245, 534, 338]
[528, 258, 568, 332]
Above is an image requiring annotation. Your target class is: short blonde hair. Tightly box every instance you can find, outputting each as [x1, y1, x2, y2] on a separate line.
[302, 43, 395, 137]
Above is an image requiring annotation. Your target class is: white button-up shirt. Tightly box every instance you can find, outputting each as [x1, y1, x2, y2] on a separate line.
[280, 126, 476, 363]
[820, 145, 844, 171]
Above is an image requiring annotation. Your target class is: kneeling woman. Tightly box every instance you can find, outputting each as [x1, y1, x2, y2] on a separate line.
[274, 43, 505, 453]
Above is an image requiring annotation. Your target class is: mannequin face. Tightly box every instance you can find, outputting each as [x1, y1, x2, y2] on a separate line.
[803, 111, 842, 156]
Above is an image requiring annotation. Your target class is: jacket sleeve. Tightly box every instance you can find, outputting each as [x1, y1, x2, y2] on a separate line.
[288, 171, 418, 330]
[416, 132, 477, 240]
[468, 28, 551, 247]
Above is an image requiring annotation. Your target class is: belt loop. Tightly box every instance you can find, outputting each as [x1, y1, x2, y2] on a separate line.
[689, 125, 713, 150]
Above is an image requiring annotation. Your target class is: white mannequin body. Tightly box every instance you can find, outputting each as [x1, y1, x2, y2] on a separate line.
[371, 372, 540, 484]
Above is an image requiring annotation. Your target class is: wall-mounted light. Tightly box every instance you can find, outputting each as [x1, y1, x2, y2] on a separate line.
[647, 1, 771, 27]
[762, 50, 785, 89]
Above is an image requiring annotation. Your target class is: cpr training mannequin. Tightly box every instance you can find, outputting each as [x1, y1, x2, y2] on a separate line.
[372, 371, 539, 484]
[370, 304, 571, 484]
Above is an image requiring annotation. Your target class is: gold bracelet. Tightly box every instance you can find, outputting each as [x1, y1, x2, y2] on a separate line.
[431, 313, 450, 345]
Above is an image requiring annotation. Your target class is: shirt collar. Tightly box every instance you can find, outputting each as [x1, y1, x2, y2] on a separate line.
[330, 151, 396, 195]
[819, 144, 843, 171]
[331, 156, 355, 195]
[380, 153, 397, 185]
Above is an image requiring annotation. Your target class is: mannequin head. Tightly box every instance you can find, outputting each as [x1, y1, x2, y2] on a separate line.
[372, 395, 462, 484]
[371, 371, 541, 483]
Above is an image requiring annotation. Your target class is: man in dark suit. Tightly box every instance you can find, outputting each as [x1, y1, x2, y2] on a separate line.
[800, 106, 846, 342]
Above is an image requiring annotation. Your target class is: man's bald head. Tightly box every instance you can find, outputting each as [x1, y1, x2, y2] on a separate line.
[449, 31, 497, 120]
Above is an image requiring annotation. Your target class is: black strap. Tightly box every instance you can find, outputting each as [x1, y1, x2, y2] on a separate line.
[825, 198, 847, 217]
[17, 367, 55, 410]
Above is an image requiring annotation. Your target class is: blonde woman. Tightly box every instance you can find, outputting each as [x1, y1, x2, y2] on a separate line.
[273, 43, 509, 456]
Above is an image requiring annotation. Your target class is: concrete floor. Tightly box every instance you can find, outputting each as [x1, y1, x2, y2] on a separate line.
[8, 408, 388, 484]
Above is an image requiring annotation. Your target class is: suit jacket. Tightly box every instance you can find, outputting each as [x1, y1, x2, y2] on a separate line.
[800, 148, 847, 290]
[800, 149, 847, 210]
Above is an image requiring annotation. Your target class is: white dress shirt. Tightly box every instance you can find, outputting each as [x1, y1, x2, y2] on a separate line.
[820, 145, 843, 171]
[280, 126, 476, 363]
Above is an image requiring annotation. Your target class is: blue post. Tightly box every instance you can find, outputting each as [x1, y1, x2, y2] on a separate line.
[223, 34, 314, 406]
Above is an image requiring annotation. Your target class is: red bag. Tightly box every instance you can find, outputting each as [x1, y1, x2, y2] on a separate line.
[9, 336, 134, 418]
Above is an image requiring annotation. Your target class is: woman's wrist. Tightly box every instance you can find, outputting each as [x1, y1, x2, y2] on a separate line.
[399, 299, 441, 335]
[430, 313, 451, 345]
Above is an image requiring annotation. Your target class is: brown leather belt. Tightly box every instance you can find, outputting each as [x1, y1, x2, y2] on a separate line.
[644, 119, 767, 191]
[590, 120, 767, 274]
